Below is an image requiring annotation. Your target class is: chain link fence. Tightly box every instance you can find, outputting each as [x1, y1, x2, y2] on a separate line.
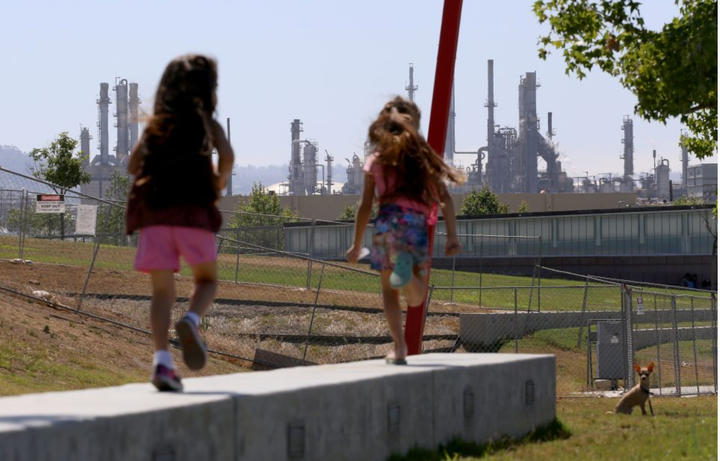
[1, 166, 717, 396]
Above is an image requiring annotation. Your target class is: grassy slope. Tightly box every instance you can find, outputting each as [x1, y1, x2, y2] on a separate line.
[3, 235, 709, 312]
[0, 295, 248, 396]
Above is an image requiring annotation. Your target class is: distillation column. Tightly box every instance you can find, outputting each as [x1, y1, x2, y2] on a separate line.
[443, 82, 456, 165]
[621, 115, 634, 192]
[518, 72, 539, 193]
[289, 119, 303, 195]
[115, 79, 129, 163]
[97, 83, 111, 165]
[406, 63, 418, 102]
[129, 83, 140, 152]
[80, 128, 92, 160]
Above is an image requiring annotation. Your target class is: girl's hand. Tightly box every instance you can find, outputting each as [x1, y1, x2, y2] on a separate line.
[445, 235, 462, 257]
[346, 245, 362, 263]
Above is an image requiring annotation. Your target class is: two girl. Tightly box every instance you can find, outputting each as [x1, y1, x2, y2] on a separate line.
[347, 97, 465, 364]
[129, 55, 460, 389]
[126, 55, 234, 391]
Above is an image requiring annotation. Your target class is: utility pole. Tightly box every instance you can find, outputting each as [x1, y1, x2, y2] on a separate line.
[405, 63, 418, 102]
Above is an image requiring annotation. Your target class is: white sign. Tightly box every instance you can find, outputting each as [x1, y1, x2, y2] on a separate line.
[75, 205, 98, 235]
[637, 297, 645, 315]
[36, 194, 65, 214]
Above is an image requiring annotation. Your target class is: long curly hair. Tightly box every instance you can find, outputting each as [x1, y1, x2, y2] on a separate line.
[139, 54, 219, 208]
[368, 97, 465, 206]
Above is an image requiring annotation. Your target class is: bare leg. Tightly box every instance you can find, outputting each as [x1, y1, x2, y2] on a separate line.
[150, 270, 176, 351]
[188, 261, 218, 318]
[381, 270, 407, 360]
[402, 263, 428, 306]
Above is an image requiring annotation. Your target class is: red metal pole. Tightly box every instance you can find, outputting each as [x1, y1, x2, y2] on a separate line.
[404, 0, 464, 355]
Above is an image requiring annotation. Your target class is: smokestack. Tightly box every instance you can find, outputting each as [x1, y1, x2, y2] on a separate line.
[129, 83, 140, 151]
[621, 115, 634, 181]
[444, 82, 455, 165]
[547, 112, 553, 140]
[80, 127, 91, 168]
[325, 150, 334, 195]
[290, 119, 303, 195]
[487, 59, 495, 145]
[97, 83, 111, 165]
[406, 63, 418, 102]
[115, 79, 129, 162]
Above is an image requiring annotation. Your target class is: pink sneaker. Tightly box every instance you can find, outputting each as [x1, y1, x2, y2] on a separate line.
[152, 364, 183, 392]
[175, 316, 207, 370]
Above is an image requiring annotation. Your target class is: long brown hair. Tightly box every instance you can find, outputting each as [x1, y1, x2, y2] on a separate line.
[368, 96, 465, 206]
[140, 54, 219, 208]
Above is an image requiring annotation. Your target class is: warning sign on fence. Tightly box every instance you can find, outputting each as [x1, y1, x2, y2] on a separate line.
[636, 297, 645, 315]
[75, 204, 98, 235]
[35, 194, 65, 214]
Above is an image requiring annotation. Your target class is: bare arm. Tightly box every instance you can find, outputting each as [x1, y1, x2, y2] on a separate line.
[438, 183, 461, 256]
[212, 120, 235, 191]
[347, 173, 375, 263]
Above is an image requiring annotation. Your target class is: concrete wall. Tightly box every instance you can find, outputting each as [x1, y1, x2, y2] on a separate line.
[432, 255, 717, 286]
[0, 353, 555, 461]
[219, 192, 638, 221]
[460, 310, 715, 349]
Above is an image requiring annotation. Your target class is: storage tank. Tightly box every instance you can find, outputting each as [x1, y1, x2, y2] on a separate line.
[656, 158, 671, 201]
[302, 142, 318, 195]
[599, 178, 615, 193]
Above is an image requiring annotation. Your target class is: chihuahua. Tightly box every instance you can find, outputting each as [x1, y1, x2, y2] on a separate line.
[615, 362, 654, 416]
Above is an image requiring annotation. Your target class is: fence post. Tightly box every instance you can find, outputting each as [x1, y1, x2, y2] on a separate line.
[537, 236, 543, 312]
[478, 238, 483, 308]
[514, 287, 519, 353]
[449, 254, 457, 305]
[671, 295, 682, 395]
[234, 228, 241, 284]
[577, 276, 590, 349]
[302, 263, 325, 363]
[690, 296, 700, 395]
[19, 189, 27, 260]
[77, 205, 110, 312]
[712, 293, 717, 393]
[653, 293, 663, 395]
[306, 219, 316, 290]
[621, 285, 635, 390]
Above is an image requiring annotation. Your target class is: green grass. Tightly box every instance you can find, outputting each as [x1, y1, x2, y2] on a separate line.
[2, 235, 714, 312]
[0, 340, 147, 396]
[388, 397, 717, 461]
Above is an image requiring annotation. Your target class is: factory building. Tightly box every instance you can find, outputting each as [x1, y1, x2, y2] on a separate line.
[687, 163, 718, 203]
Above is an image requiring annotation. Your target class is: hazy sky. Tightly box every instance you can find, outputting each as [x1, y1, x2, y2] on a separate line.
[1, 0, 715, 179]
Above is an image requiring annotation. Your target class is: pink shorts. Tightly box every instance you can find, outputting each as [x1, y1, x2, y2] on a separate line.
[135, 226, 216, 273]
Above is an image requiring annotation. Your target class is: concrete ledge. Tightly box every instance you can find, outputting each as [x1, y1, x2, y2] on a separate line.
[0, 354, 555, 461]
[460, 310, 714, 348]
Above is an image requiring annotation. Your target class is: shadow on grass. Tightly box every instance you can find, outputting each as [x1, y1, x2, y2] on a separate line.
[387, 418, 571, 461]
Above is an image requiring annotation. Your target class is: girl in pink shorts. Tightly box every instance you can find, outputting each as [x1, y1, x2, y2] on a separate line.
[125, 54, 234, 391]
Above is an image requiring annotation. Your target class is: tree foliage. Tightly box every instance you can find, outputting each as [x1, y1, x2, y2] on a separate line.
[460, 187, 510, 216]
[7, 206, 75, 238]
[534, 0, 717, 159]
[228, 183, 298, 249]
[28, 132, 92, 240]
[518, 200, 530, 213]
[337, 203, 379, 221]
[97, 171, 132, 240]
[29, 132, 91, 193]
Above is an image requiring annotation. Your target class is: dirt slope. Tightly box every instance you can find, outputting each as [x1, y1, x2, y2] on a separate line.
[0, 292, 248, 396]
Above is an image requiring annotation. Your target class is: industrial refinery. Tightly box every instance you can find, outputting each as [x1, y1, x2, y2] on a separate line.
[74, 60, 714, 203]
[80, 79, 140, 199]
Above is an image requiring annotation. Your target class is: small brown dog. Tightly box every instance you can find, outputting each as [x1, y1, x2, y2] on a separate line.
[615, 362, 655, 416]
